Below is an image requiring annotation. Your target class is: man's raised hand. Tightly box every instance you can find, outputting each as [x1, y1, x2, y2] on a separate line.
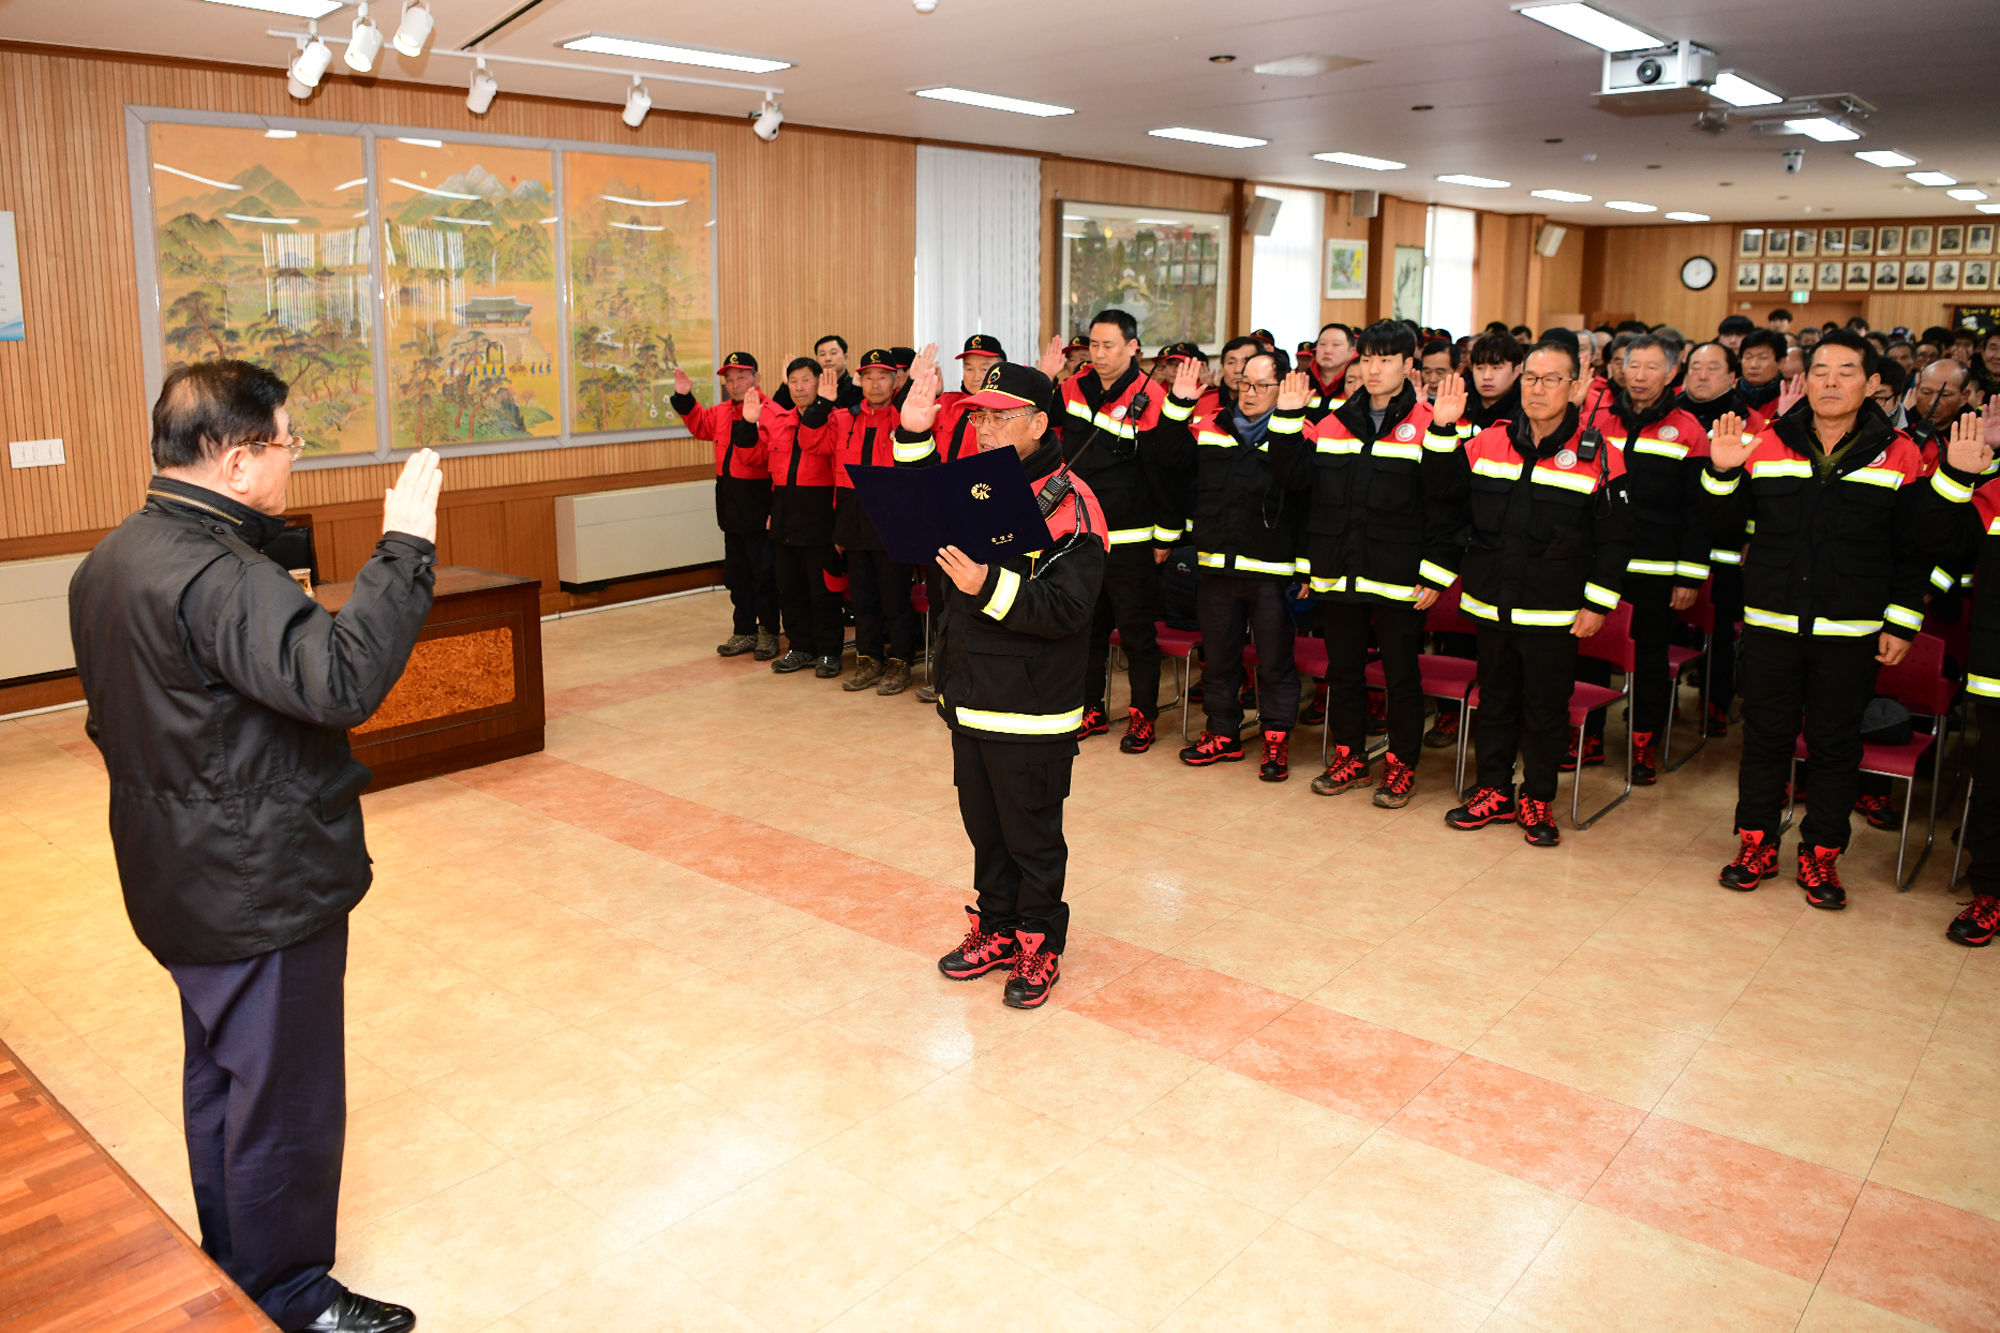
[817, 366, 839, 402]
[1035, 336, 1067, 378]
[383, 448, 442, 544]
[1777, 373, 1806, 417]
[1709, 411, 1757, 472]
[672, 367, 692, 396]
[902, 356, 943, 434]
[1946, 406, 1996, 476]
[1431, 369, 1468, 427]
[1276, 370, 1311, 412]
[742, 385, 762, 423]
[1171, 356, 1203, 402]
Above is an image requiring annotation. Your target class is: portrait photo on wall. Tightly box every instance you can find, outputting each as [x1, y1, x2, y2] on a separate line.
[1903, 259, 1931, 290]
[1849, 226, 1875, 255]
[1766, 228, 1791, 257]
[1792, 229, 1816, 257]
[1878, 226, 1904, 256]
[1969, 225, 1995, 256]
[1907, 225, 1933, 257]
[1820, 227, 1846, 254]
[1939, 225, 1965, 256]
[1874, 259, 1901, 289]
[1738, 229, 1764, 258]
[1845, 260, 1872, 288]
[1762, 261, 1788, 290]
[1817, 260, 1844, 289]
[1735, 261, 1761, 291]
[1933, 259, 1960, 291]
[1963, 259, 1993, 292]
[1789, 263, 1814, 291]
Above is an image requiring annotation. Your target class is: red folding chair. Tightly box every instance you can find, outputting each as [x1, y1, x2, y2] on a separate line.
[1458, 601, 1636, 829]
[1371, 583, 1481, 767]
[1785, 632, 1959, 890]
[1293, 635, 1331, 767]
[1662, 578, 1714, 773]
[1106, 623, 1199, 736]
[1949, 777, 1976, 893]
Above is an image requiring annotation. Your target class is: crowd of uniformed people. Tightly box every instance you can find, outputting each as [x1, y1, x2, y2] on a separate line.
[673, 308, 2000, 1008]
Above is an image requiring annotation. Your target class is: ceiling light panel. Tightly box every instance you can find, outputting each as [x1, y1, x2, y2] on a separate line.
[1785, 117, 1860, 142]
[1854, 150, 1917, 168]
[1531, 189, 1592, 202]
[1907, 171, 1958, 186]
[1150, 127, 1267, 149]
[1709, 71, 1781, 107]
[1436, 174, 1509, 189]
[200, 0, 345, 17]
[1663, 211, 1710, 221]
[1947, 188, 1988, 201]
[1604, 200, 1657, 212]
[914, 87, 1073, 117]
[1314, 152, 1405, 171]
[561, 34, 791, 74]
[1515, 3, 1661, 53]
[1979, 204, 2000, 215]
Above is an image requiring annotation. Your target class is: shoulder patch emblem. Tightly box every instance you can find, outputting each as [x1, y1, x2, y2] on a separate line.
[1112, 405, 1127, 419]
[1555, 449, 1578, 468]
[1658, 425, 1678, 441]
[1393, 423, 1418, 442]
[1871, 449, 1888, 466]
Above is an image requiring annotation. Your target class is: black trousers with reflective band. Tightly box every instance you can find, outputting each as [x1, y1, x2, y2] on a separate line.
[722, 530, 779, 636]
[1474, 626, 1579, 802]
[1196, 572, 1299, 734]
[1970, 702, 2000, 894]
[165, 919, 348, 1331]
[773, 541, 844, 657]
[848, 547, 918, 662]
[1085, 545, 1163, 717]
[1323, 598, 1425, 764]
[1625, 570, 1679, 735]
[1709, 563, 1744, 712]
[1734, 628, 1880, 850]
[953, 730, 1075, 953]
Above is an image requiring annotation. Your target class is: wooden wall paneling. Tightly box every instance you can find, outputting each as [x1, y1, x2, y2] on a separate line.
[1595, 223, 1733, 336]
[1476, 212, 1509, 330]
[1539, 225, 1585, 324]
[1578, 226, 1608, 317]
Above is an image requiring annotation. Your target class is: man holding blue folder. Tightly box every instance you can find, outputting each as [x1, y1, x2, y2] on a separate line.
[897, 358, 1108, 1008]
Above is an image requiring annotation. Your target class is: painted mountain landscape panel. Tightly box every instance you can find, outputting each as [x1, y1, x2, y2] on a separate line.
[377, 139, 560, 449]
[564, 151, 714, 433]
[148, 123, 376, 456]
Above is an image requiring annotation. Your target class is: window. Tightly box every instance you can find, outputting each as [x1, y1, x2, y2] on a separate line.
[1250, 186, 1324, 349]
[1422, 205, 1477, 337]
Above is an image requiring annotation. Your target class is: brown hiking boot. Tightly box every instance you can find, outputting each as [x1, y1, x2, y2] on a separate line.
[716, 633, 757, 657]
[843, 655, 884, 691]
[753, 630, 780, 661]
[877, 657, 913, 695]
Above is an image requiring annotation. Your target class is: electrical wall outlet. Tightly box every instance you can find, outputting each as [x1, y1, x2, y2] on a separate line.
[9, 438, 64, 468]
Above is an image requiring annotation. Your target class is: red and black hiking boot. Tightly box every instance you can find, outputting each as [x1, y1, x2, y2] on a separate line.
[1119, 707, 1155, 754]
[1796, 845, 1848, 910]
[1300, 681, 1328, 726]
[1948, 894, 2000, 947]
[1518, 797, 1560, 846]
[1311, 744, 1370, 796]
[1259, 730, 1290, 782]
[1854, 794, 1901, 831]
[937, 907, 1020, 980]
[1704, 703, 1730, 738]
[1560, 733, 1605, 772]
[1719, 830, 1778, 891]
[1366, 690, 1387, 736]
[1632, 731, 1660, 786]
[1078, 704, 1110, 739]
[1003, 931, 1060, 1009]
[1373, 754, 1416, 808]
[1424, 707, 1459, 749]
[1179, 730, 1244, 766]
[1446, 786, 1517, 831]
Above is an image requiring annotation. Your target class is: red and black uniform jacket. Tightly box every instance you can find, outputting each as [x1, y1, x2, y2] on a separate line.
[1429, 406, 1635, 631]
[1920, 459, 2000, 702]
[831, 399, 914, 552]
[759, 387, 839, 547]
[1055, 364, 1175, 549]
[1151, 392, 1310, 581]
[1699, 400, 1929, 642]
[1678, 385, 1756, 576]
[1304, 360, 1350, 423]
[1271, 383, 1459, 605]
[670, 391, 769, 535]
[934, 439, 1109, 742]
[1581, 390, 1711, 588]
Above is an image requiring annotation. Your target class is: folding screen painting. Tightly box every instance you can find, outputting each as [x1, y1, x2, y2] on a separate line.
[1059, 202, 1229, 351]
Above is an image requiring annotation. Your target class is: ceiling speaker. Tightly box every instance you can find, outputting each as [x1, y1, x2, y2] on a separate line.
[1245, 195, 1283, 236]
[1535, 224, 1568, 258]
[1350, 189, 1379, 219]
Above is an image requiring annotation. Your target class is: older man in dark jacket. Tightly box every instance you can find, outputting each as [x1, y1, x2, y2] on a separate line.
[68, 360, 439, 1333]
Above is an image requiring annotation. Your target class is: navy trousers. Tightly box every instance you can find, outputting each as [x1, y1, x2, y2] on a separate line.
[165, 918, 349, 1331]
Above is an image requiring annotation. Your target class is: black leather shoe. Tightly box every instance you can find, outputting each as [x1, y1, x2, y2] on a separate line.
[771, 649, 815, 674]
[814, 655, 842, 679]
[302, 1290, 416, 1333]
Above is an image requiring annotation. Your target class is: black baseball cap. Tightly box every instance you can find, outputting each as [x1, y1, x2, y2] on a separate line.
[718, 351, 757, 374]
[1157, 341, 1207, 363]
[1250, 328, 1276, 347]
[1065, 333, 1090, 351]
[963, 362, 1055, 417]
[889, 346, 918, 368]
[957, 333, 1007, 360]
[857, 348, 897, 371]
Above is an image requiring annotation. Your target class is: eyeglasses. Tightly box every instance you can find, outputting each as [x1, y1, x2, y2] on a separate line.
[1519, 373, 1575, 390]
[970, 407, 1036, 425]
[242, 435, 307, 461]
[1239, 380, 1281, 392]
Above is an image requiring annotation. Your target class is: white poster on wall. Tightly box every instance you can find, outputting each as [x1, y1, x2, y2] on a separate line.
[0, 212, 22, 342]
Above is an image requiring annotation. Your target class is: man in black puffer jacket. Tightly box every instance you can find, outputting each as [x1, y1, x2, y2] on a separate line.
[69, 361, 437, 1333]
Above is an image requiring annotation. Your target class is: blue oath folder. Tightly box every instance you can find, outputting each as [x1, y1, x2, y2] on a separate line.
[846, 449, 1050, 568]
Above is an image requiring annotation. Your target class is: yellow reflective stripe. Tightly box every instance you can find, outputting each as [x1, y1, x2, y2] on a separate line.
[1883, 604, 1923, 630]
[1633, 438, 1690, 459]
[1306, 393, 1323, 408]
[1583, 582, 1619, 610]
[1372, 441, 1422, 462]
[1309, 576, 1347, 593]
[1064, 399, 1092, 421]
[1846, 467, 1904, 490]
[1268, 415, 1305, 435]
[1152, 525, 1181, 543]
[1702, 469, 1741, 496]
[1745, 519, 1757, 534]
[1424, 433, 1461, 454]
[1627, 558, 1679, 576]
[1418, 560, 1457, 588]
[1461, 593, 1499, 621]
[1709, 548, 1743, 565]
[1471, 457, 1522, 480]
[1930, 567, 1955, 592]
[1197, 431, 1235, 447]
[1512, 607, 1578, 627]
[1234, 555, 1296, 576]
[982, 567, 1020, 621]
[1676, 561, 1710, 580]
[954, 704, 1084, 736]
[1744, 607, 1799, 632]
[1931, 469, 1975, 502]
[1751, 459, 1813, 479]
[1355, 577, 1419, 602]
[1294, 557, 1312, 573]
[893, 436, 936, 462]
[1968, 674, 2000, 699]
[1316, 437, 1362, 454]
[1532, 466, 1597, 493]
[1812, 618, 1882, 637]
[1107, 527, 1154, 546]
[1161, 398, 1194, 422]
[1197, 551, 1226, 567]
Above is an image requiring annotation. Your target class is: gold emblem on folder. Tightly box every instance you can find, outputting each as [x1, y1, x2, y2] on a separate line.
[971, 483, 992, 500]
[991, 533, 1013, 545]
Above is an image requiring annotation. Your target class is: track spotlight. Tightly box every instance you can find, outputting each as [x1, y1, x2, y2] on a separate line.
[391, 0, 433, 57]
[291, 24, 333, 88]
[752, 98, 783, 142]
[466, 58, 498, 114]
[344, 2, 383, 72]
[622, 77, 652, 129]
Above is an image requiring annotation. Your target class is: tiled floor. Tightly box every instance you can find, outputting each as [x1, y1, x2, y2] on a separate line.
[5, 587, 1999, 1332]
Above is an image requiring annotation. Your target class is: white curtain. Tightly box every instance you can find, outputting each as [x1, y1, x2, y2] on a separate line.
[1250, 185, 1324, 351]
[915, 146, 1041, 364]
[1423, 205, 1477, 337]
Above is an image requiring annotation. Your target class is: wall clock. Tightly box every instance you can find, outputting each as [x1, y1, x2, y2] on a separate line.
[1681, 255, 1717, 291]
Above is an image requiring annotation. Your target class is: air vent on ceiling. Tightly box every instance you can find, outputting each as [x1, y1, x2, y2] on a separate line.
[1251, 54, 1370, 78]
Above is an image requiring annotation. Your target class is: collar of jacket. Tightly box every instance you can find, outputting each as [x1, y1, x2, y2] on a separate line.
[1770, 398, 1895, 469]
[1679, 386, 1746, 429]
[1308, 360, 1347, 397]
[146, 475, 287, 549]
[1609, 387, 1676, 437]
[1077, 362, 1141, 410]
[1332, 381, 1419, 443]
[1466, 383, 1520, 431]
[1021, 438, 1064, 482]
[1508, 404, 1582, 461]
[1741, 376, 1781, 409]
